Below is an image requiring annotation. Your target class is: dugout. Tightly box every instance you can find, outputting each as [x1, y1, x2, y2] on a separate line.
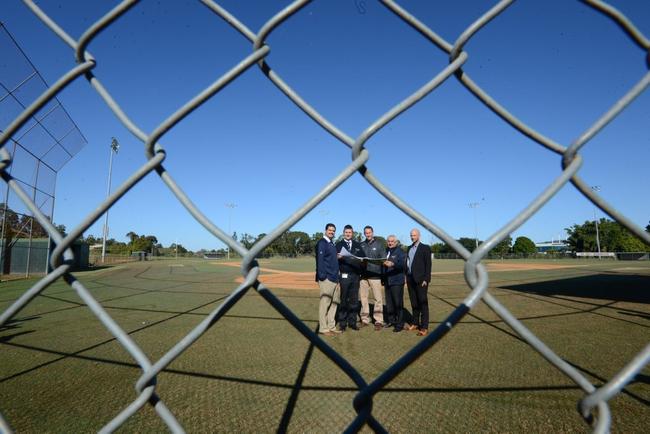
[1, 238, 89, 275]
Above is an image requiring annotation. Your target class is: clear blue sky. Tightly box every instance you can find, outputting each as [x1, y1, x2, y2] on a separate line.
[2, 0, 649, 251]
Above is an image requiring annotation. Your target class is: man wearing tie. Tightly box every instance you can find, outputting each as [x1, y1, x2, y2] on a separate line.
[315, 223, 340, 336]
[406, 228, 432, 336]
[335, 225, 364, 331]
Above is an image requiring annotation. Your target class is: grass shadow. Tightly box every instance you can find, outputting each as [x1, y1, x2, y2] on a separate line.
[501, 273, 650, 304]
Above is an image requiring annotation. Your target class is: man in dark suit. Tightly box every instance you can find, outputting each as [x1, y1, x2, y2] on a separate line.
[406, 228, 432, 336]
[382, 234, 406, 332]
[335, 224, 364, 331]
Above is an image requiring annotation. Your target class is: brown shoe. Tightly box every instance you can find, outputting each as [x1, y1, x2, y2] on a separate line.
[374, 323, 383, 331]
[407, 324, 419, 331]
[320, 331, 337, 337]
[417, 329, 428, 337]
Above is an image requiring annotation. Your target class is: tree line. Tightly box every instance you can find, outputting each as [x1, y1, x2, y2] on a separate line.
[2, 201, 647, 257]
[431, 235, 538, 258]
[0, 204, 66, 241]
[83, 232, 189, 256]
[565, 219, 650, 253]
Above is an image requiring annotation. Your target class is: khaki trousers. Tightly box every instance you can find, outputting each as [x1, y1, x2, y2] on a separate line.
[318, 279, 340, 333]
[359, 278, 384, 324]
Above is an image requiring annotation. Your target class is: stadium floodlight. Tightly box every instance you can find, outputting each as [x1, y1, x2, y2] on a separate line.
[591, 185, 602, 260]
[101, 138, 119, 263]
[225, 202, 237, 260]
[468, 198, 484, 249]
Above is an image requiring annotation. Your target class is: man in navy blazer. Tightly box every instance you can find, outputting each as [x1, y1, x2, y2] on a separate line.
[315, 223, 340, 336]
[382, 234, 406, 332]
[406, 228, 432, 336]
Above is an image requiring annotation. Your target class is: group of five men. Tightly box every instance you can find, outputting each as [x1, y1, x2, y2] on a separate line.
[315, 223, 432, 337]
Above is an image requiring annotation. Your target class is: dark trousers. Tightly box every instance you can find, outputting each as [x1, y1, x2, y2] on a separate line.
[385, 284, 404, 330]
[338, 273, 360, 327]
[407, 274, 429, 330]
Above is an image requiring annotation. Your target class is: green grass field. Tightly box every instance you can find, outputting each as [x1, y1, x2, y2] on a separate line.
[1, 258, 649, 433]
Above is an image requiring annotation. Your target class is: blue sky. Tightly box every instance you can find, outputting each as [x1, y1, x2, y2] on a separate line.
[2, 0, 649, 251]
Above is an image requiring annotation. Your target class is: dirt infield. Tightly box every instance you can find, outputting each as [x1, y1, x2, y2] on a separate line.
[221, 262, 318, 289]
[218, 261, 581, 290]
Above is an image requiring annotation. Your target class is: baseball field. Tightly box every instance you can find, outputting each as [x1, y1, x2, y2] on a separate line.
[0, 258, 648, 433]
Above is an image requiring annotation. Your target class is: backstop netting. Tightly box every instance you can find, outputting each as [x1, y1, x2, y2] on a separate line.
[0, 22, 86, 278]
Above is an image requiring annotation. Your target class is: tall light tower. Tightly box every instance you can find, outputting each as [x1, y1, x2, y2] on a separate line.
[468, 198, 484, 250]
[101, 137, 119, 263]
[318, 209, 330, 218]
[591, 185, 602, 260]
[225, 202, 237, 260]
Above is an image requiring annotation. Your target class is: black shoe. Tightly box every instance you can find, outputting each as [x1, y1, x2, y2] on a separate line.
[349, 324, 359, 331]
[392, 327, 402, 333]
[383, 323, 393, 329]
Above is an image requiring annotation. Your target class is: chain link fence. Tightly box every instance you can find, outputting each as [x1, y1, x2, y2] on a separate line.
[1, 0, 649, 432]
[0, 22, 87, 278]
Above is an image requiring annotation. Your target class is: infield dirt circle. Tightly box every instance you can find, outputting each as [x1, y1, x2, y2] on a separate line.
[220, 261, 579, 290]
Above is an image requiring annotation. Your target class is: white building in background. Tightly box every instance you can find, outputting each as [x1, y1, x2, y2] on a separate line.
[535, 240, 569, 253]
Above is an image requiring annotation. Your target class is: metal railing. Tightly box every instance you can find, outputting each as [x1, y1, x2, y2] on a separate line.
[1, 1, 649, 433]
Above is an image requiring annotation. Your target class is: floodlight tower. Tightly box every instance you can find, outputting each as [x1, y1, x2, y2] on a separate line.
[225, 202, 237, 260]
[591, 185, 602, 260]
[101, 138, 119, 263]
[468, 198, 485, 250]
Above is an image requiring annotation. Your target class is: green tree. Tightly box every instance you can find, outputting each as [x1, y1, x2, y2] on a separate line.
[513, 236, 536, 256]
[286, 231, 311, 256]
[240, 233, 255, 249]
[54, 224, 67, 237]
[126, 231, 138, 243]
[457, 237, 478, 252]
[85, 234, 100, 245]
[566, 219, 649, 252]
[170, 243, 188, 254]
[491, 235, 512, 258]
[430, 243, 444, 254]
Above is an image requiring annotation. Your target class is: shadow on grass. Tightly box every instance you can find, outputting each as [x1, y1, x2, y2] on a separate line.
[0, 315, 40, 332]
[0, 316, 39, 343]
[278, 331, 316, 432]
[502, 273, 650, 304]
[632, 373, 649, 385]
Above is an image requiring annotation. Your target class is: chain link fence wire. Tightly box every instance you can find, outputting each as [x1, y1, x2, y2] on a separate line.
[0, 22, 87, 278]
[1, 0, 650, 432]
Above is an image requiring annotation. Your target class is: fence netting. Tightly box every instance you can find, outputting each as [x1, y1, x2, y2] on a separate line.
[1, 0, 649, 433]
[0, 22, 87, 277]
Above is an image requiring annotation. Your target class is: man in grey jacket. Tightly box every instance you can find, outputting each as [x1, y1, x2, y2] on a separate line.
[359, 225, 384, 331]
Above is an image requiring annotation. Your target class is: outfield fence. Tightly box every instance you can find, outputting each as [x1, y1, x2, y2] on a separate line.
[1, 1, 650, 433]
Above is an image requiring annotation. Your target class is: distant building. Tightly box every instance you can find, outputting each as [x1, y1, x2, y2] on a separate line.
[535, 240, 569, 253]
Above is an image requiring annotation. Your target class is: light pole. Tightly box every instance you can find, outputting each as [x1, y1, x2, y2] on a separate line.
[468, 199, 484, 250]
[318, 209, 330, 218]
[591, 185, 602, 260]
[225, 202, 237, 260]
[101, 138, 119, 263]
